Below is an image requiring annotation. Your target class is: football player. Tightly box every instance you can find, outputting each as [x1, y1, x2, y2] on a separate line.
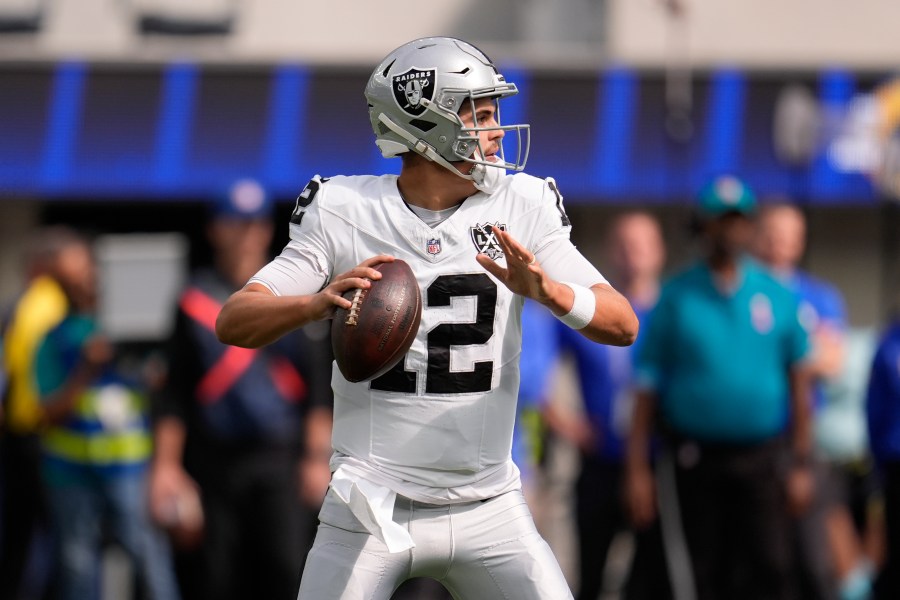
[216, 37, 638, 600]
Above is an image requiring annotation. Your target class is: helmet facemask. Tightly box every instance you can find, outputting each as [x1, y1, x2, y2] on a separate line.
[437, 92, 529, 175]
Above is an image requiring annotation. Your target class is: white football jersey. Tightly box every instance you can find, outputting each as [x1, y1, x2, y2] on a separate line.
[251, 172, 605, 503]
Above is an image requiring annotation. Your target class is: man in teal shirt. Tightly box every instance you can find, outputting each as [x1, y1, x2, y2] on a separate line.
[625, 176, 814, 600]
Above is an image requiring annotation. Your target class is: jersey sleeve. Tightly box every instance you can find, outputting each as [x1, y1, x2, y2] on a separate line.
[537, 240, 607, 288]
[530, 177, 572, 253]
[249, 176, 334, 296]
[529, 178, 607, 288]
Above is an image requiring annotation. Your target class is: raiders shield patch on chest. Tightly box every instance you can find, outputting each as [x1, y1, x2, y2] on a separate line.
[470, 222, 507, 260]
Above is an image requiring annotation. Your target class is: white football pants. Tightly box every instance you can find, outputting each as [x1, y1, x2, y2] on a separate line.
[297, 488, 573, 599]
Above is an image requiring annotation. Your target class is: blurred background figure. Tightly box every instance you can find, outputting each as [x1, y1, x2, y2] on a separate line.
[866, 314, 900, 600]
[1, 227, 83, 600]
[148, 179, 334, 600]
[753, 203, 875, 600]
[527, 212, 671, 600]
[626, 176, 813, 600]
[32, 230, 179, 600]
[515, 298, 559, 521]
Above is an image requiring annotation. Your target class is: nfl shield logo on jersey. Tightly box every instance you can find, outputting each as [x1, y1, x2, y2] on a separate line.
[470, 222, 507, 260]
[392, 68, 435, 116]
[426, 238, 442, 256]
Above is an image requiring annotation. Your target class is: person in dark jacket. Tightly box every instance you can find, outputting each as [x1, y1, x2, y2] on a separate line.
[148, 180, 334, 600]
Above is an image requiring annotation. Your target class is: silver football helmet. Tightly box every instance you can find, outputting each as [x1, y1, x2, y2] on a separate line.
[365, 37, 530, 182]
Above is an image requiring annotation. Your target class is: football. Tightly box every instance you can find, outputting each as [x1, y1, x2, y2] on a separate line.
[331, 259, 422, 383]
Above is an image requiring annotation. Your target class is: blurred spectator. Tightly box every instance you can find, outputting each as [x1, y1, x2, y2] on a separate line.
[515, 298, 559, 517]
[528, 212, 671, 600]
[626, 176, 814, 600]
[865, 317, 900, 600]
[754, 203, 874, 600]
[33, 230, 179, 600]
[148, 179, 334, 600]
[1, 227, 81, 600]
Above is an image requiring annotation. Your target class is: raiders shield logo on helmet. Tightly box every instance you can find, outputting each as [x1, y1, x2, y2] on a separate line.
[470, 222, 507, 261]
[392, 68, 436, 116]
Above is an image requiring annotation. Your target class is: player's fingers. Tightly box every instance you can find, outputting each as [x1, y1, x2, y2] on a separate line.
[325, 288, 358, 313]
[359, 254, 395, 269]
[492, 226, 531, 266]
[340, 255, 394, 280]
[326, 278, 370, 312]
[476, 252, 506, 280]
[331, 276, 372, 292]
[334, 266, 380, 283]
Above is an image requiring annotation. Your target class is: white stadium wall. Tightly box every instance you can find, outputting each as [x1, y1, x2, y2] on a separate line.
[1, 0, 898, 69]
[608, 0, 900, 70]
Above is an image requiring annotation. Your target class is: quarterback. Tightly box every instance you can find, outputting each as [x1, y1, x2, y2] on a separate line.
[217, 37, 638, 600]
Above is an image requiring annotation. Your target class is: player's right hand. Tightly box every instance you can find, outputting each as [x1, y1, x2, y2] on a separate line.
[316, 255, 395, 318]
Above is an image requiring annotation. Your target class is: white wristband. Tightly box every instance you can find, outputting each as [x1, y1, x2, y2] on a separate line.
[557, 282, 595, 330]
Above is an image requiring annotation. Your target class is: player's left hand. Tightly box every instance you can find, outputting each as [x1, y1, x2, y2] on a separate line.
[476, 226, 549, 302]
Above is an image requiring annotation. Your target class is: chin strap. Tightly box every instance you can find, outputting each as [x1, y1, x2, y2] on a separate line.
[377, 113, 476, 181]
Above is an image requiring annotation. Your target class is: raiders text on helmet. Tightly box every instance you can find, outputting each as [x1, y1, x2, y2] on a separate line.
[364, 37, 530, 181]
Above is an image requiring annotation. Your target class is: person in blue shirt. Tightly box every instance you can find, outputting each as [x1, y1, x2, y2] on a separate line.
[753, 203, 846, 409]
[625, 176, 814, 600]
[866, 321, 900, 600]
[563, 212, 671, 600]
[754, 203, 874, 600]
[515, 297, 560, 501]
[518, 212, 671, 600]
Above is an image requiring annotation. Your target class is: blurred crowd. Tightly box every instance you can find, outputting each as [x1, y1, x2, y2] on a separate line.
[1, 174, 900, 600]
[0, 181, 334, 600]
[517, 175, 893, 600]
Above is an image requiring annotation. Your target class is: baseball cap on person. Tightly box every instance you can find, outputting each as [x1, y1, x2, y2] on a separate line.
[697, 175, 757, 217]
[211, 179, 272, 220]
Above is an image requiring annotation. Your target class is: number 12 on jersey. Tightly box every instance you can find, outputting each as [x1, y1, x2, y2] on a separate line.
[371, 273, 497, 394]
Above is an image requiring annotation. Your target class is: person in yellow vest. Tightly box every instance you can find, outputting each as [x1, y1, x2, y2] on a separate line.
[33, 232, 179, 600]
[0, 227, 74, 600]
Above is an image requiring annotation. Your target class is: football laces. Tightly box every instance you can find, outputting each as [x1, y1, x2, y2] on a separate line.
[345, 287, 367, 326]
